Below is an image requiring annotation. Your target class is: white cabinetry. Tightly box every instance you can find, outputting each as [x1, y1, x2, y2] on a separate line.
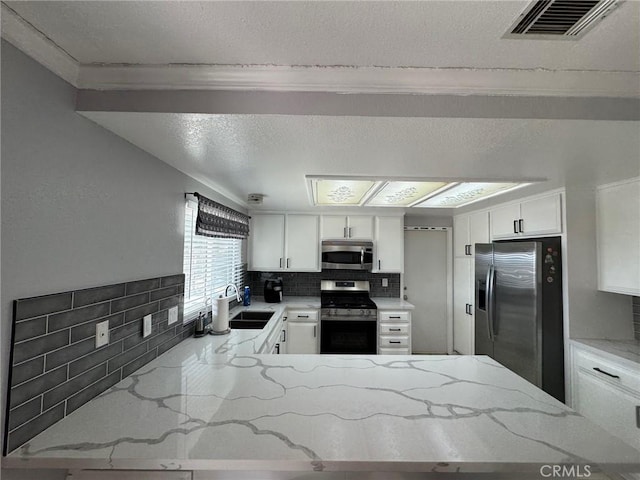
[452, 211, 488, 355]
[249, 214, 320, 271]
[373, 216, 404, 273]
[571, 345, 640, 450]
[454, 211, 489, 257]
[378, 310, 412, 355]
[453, 258, 473, 355]
[321, 215, 373, 240]
[249, 214, 285, 271]
[285, 309, 319, 354]
[491, 193, 562, 239]
[596, 177, 640, 295]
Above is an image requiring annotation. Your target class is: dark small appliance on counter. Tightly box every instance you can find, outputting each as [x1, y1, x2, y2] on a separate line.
[264, 278, 283, 303]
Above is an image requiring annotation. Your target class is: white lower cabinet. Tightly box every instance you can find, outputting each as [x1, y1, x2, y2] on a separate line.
[284, 309, 319, 354]
[571, 345, 640, 450]
[378, 310, 411, 354]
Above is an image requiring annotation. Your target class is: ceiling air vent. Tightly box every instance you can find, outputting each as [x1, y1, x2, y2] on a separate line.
[506, 0, 623, 39]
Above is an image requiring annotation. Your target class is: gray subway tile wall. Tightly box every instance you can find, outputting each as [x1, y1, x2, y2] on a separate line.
[248, 271, 401, 299]
[633, 296, 640, 340]
[5, 274, 194, 454]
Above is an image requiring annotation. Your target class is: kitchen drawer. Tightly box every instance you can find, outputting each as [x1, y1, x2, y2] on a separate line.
[379, 323, 409, 335]
[573, 347, 640, 395]
[379, 335, 410, 348]
[379, 311, 410, 322]
[379, 347, 411, 355]
[286, 309, 319, 322]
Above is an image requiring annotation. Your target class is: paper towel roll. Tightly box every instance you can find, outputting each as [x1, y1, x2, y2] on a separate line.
[213, 296, 230, 333]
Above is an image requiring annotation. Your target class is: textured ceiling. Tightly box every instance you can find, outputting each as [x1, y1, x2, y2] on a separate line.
[7, 1, 640, 71]
[81, 113, 640, 212]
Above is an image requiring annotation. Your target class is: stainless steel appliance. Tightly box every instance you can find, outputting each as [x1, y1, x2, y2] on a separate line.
[263, 278, 283, 303]
[320, 280, 377, 354]
[475, 237, 564, 402]
[321, 240, 373, 270]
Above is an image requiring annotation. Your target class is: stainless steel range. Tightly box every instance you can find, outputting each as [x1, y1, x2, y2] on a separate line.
[320, 280, 377, 354]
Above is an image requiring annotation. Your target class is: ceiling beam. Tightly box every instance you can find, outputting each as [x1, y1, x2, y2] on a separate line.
[76, 89, 640, 121]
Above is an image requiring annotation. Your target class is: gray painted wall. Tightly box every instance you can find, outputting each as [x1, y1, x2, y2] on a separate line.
[0, 41, 245, 463]
[563, 184, 634, 339]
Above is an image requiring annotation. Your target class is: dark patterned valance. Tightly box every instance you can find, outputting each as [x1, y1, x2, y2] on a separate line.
[194, 193, 250, 239]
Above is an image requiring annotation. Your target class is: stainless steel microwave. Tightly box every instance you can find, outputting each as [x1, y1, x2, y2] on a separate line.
[321, 240, 373, 270]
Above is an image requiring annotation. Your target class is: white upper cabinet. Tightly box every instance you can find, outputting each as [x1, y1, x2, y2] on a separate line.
[249, 214, 320, 271]
[373, 216, 404, 273]
[321, 215, 373, 240]
[453, 257, 473, 355]
[454, 211, 489, 257]
[491, 193, 562, 239]
[249, 214, 286, 271]
[286, 215, 320, 271]
[597, 177, 640, 295]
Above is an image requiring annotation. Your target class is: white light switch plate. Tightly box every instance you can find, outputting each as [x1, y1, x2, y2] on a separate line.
[382, 278, 389, 287]
[168, 306, 178, 325]
[143, 314, 153, 338]
[95, 320, 109, 348]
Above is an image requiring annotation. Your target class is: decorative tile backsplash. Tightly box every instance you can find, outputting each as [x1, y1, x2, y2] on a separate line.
[5, 274, 194, 454]
[248, 270, 401, 299]
[633, 296, 640, 340]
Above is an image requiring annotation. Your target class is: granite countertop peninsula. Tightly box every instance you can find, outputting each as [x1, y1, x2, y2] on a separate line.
[571, 338, 640, 369]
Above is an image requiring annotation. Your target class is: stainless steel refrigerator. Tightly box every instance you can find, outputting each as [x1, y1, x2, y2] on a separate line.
[475, 237, 564, 402]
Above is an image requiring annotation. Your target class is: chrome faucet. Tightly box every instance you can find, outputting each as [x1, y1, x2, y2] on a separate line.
[224, 284, 242, 302]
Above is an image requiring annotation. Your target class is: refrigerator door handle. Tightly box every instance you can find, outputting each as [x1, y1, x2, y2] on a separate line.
[486, 264, 496, 341]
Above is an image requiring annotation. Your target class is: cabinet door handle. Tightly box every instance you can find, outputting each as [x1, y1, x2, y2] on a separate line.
[465, 304, 469, 314]
[279, 257, 283, 268]
[313, 325, 317, 337]
[389, 316, 401, 319]
[275, 343, 280, 354]
[378, 260, 381, 269]
[281, 329, 286, 342]
[593, 367, 620, 379]
[518, 219, 524, 233]
[389, 328, 401, 332]
[513, 220, 518, 234]
[636, 406, 640, 429]
[287, 258, 290, 268]
[343, 227, 347, 238]
[298, 315, 309, 318]
[390, 341, 401, 344]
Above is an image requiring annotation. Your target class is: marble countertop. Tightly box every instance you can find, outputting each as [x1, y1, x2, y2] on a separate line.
[570, 338, 640, 369]
[209, 298, 320, 355]
[6, 343, 640, 474]
[372, 297, 415, 310]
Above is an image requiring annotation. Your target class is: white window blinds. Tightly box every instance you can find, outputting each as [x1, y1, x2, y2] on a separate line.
[183, 201, 244, 321]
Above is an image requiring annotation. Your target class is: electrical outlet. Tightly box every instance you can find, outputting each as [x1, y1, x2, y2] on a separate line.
[143, 314, 152, 338]
[382, 278, 389, 288]
[168, 306, 178, 325]
[95, 320, 109, 348]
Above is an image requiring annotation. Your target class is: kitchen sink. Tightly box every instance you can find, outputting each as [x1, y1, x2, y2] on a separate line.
[229, 310, 274, 330]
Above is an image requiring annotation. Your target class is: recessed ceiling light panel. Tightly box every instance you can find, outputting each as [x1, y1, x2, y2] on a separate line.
[315, 179, 378, 206]
[366, 181, 448, 206]
[415, 182, 528, 208]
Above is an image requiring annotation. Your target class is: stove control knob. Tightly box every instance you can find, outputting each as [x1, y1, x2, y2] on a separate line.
[360, 309, 365, 316]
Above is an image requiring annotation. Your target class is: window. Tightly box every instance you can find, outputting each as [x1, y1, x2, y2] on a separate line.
[183, 201, 244, 321]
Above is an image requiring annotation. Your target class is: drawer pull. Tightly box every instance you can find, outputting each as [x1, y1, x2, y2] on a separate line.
[389, 328, 401, 331]
[389, 341, 401, 344]
[593, 367, 620, 379]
